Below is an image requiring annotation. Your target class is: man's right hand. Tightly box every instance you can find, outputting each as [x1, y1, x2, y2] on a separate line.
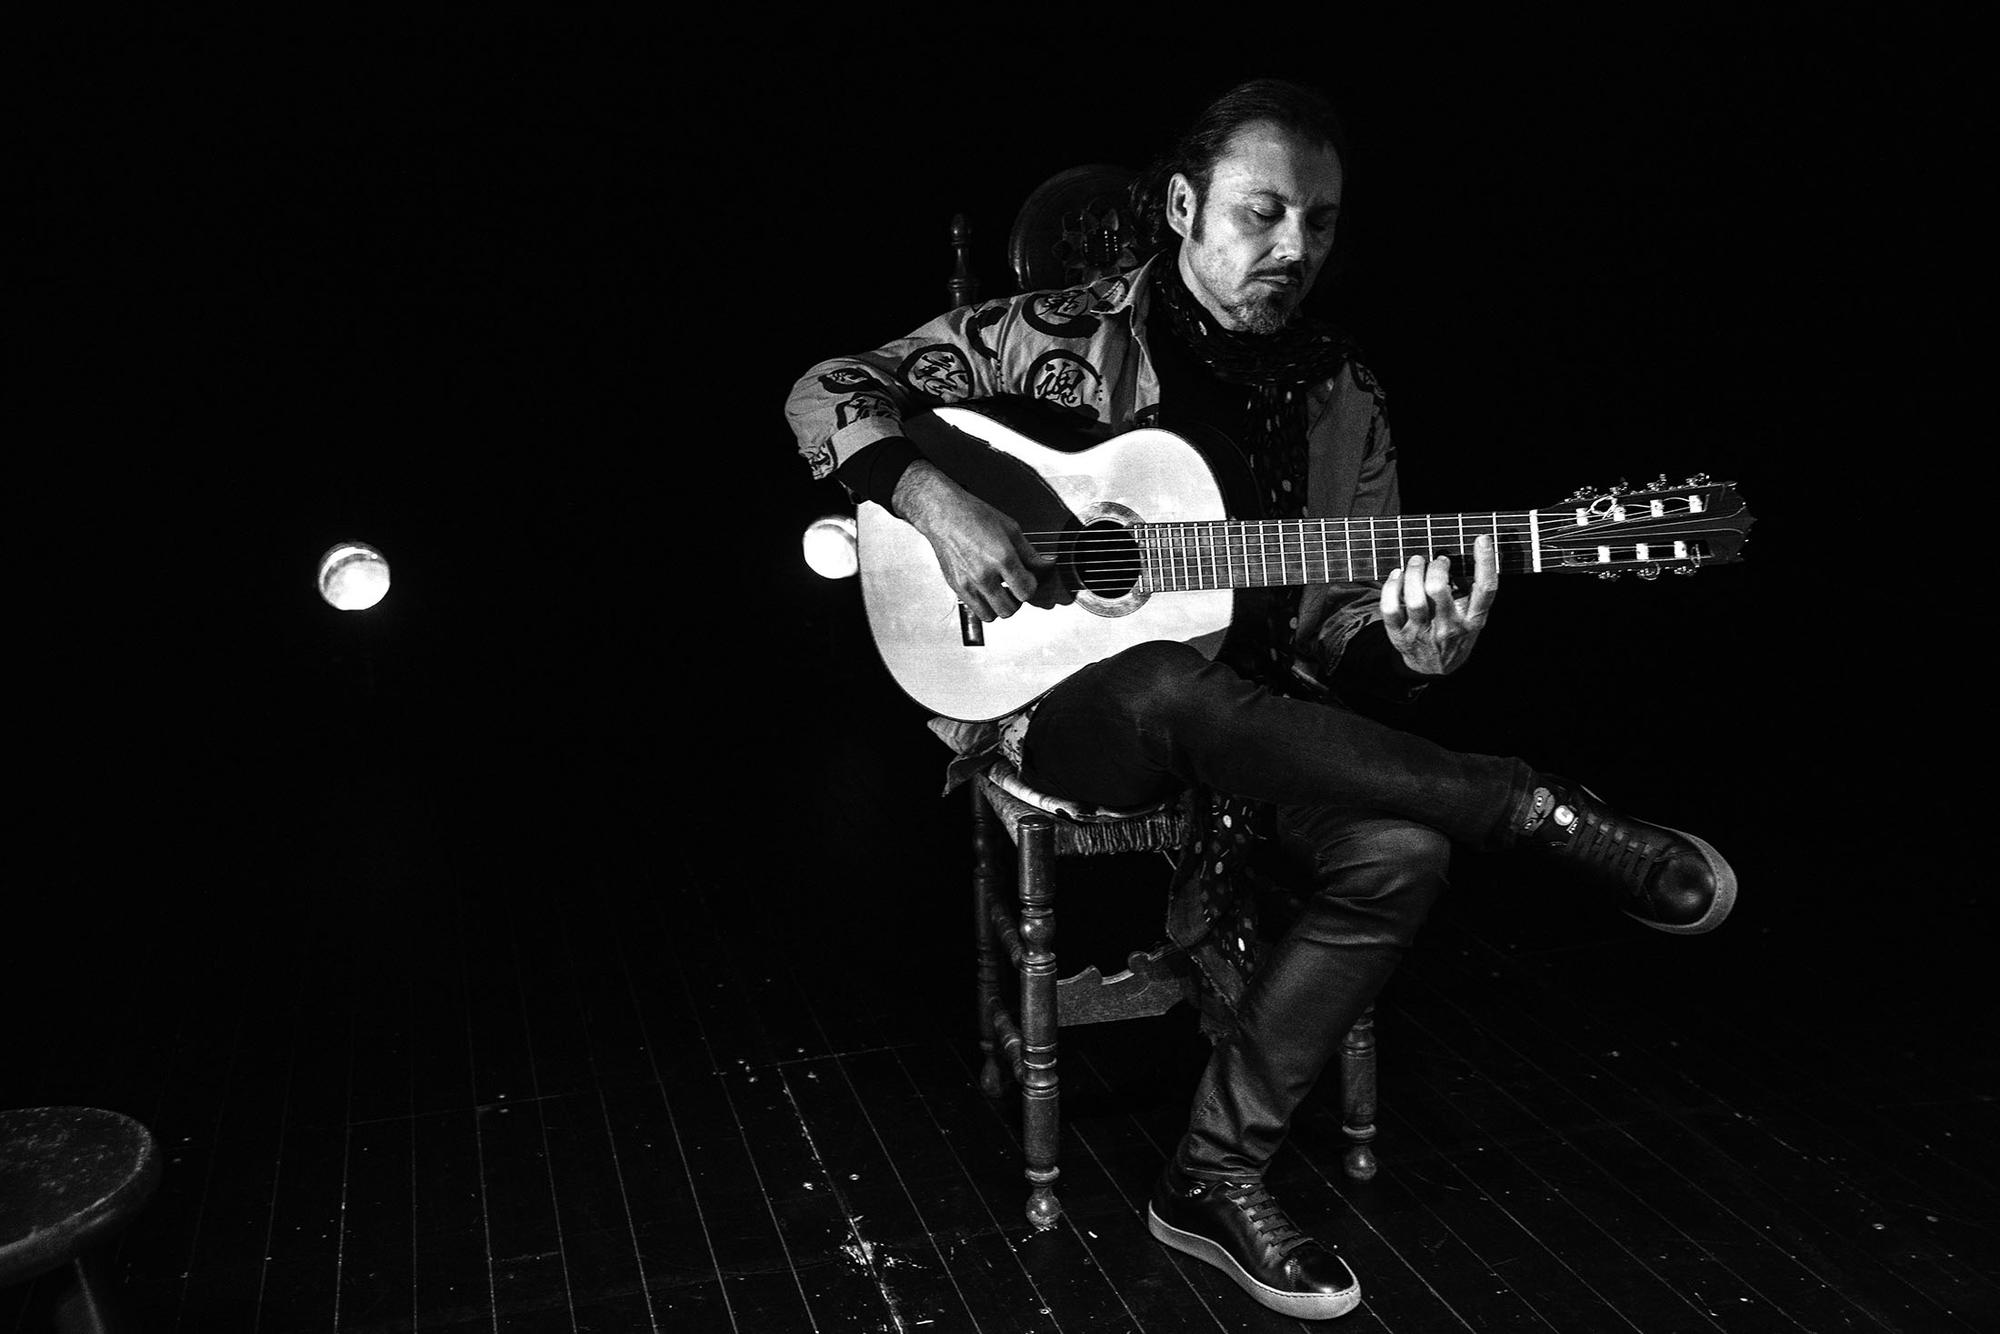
[891, 460, 1070, 621]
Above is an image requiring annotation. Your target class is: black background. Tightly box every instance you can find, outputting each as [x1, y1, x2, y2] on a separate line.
[11, 9, 1980, 1010]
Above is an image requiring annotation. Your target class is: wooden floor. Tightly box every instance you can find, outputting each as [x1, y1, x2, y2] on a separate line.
[7, 699, 1996, 1334]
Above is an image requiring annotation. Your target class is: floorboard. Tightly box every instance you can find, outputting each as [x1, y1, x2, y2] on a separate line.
[6, 719, 1994, 1334]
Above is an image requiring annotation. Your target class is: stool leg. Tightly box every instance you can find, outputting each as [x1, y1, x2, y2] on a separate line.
[53, 1248, 135, 1334]
[1340, 1003, 1379, 1180]
[971, 785, 1007, 1099]
[1017, 814, 1061, 1229]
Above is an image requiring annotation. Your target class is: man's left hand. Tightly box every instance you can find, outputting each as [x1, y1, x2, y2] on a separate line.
[1380, 532, 1498, 677]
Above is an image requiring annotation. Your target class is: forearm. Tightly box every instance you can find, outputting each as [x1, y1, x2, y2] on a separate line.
[835, 436, 924, 512]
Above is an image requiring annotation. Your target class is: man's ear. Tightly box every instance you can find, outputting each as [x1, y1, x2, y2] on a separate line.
[1165, 171, 1196, 240]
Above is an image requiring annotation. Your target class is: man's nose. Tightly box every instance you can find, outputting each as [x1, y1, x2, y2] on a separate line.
[1270, 213, 1309, 264]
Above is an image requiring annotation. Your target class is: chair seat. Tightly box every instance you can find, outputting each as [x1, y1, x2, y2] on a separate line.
[0, 1107, 161, 1288]
[975, 761, 1191, 857]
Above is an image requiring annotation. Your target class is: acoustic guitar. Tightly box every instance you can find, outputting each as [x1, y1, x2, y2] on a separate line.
[858, 404, 1755, 721]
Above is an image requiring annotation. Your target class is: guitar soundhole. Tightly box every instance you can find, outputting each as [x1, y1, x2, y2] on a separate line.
[1069, 521, 1142, 598]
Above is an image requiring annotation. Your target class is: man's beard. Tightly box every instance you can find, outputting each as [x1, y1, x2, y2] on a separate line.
[1222, 285, 1299, 336]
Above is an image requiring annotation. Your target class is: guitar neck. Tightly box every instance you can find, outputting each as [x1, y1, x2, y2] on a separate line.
[1138, 511, 1540, 590]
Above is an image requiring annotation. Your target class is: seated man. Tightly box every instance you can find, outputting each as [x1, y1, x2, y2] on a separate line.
[784, 77, 1735, 1323]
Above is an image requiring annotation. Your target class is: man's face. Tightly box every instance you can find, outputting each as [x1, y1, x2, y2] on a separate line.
[1168, 121, 1343, 335]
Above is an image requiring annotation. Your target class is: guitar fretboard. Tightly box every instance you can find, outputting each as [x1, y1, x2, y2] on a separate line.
[1137, 512, 1539, 591]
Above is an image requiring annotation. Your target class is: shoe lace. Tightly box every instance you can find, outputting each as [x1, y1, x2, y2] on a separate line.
[1565, 808, 1670, 898]
[1219, 1181, 1312, 1258]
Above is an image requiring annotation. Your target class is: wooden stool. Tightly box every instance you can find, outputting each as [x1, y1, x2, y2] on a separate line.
[1, 1107, 161, 1334]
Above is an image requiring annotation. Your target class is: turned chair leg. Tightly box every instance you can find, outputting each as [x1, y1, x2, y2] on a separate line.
[1017, 814, 1062, 1228]
[1340, 1003, 1378, 1180]
[971, 786, 1007, 1099]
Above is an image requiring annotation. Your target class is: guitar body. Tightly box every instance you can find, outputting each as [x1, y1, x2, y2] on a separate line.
[859, 405, 1238, 721]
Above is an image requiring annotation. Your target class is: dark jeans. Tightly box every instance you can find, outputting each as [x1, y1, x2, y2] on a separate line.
[1017, 640, 1538, 1179]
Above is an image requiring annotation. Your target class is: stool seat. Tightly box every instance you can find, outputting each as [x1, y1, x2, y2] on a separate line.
[0, 1107, 161, 1290]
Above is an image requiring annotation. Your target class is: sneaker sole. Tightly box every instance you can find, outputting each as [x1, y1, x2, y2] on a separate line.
[1147, 1203, 1361, 1320]
[1628, 825, 1738, 936]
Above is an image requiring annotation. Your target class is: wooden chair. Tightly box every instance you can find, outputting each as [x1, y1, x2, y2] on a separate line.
[955, 169, 1380, 1230]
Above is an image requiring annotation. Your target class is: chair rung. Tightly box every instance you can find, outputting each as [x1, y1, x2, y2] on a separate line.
[986, 998, 1026, 1082]
[987, 898, 1026, 969]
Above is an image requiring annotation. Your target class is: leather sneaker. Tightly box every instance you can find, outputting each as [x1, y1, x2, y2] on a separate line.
[1147, 1164, 1361, 1320]
[1519, 779, 1737, 934]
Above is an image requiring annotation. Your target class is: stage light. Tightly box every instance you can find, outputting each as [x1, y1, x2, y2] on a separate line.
[318, 541, 391, 610]
[802, 515, 858, 579]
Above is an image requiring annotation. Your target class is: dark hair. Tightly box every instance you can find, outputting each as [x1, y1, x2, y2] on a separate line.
[1129, 78, 1351, 257]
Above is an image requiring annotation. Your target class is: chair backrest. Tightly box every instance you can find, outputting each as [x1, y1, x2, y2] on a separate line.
[1007, 163, 1143, 293]
[949, 163, 1145, 308]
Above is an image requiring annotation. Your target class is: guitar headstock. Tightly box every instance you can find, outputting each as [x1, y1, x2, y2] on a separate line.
[1538, 475, 1755, 578]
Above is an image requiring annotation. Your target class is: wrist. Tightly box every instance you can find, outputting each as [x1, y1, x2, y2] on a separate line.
[836, 436, 924, 513]
[891, 459, 954, 524]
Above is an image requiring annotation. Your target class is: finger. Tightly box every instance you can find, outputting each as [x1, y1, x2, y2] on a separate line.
[996, 567, 1037, 608]
[1400, 555, 1432, 624]
[1466, 533, 1500, 621]
[1379, 565, 1405, 628]
[961, 577, 1000, 621]
[1014, 534, 1074, 604]
[997, 537, 1045, 603]
[1424, 553, 1454, 609]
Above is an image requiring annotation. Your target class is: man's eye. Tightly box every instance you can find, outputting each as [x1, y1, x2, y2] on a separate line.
[1250, 209, 1280, 222]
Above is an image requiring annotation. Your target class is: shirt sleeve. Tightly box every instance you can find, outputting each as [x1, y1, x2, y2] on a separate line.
[783, 301, 1011, 489]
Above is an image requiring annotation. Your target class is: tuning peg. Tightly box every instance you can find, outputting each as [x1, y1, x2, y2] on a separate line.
[1683, 472, 1711, 487]
[1597, 570, 1622, 581]
[1651, 473, 1672, 490]
[1637, 566, 1661, 581]
[1673, 565, 1700, 576]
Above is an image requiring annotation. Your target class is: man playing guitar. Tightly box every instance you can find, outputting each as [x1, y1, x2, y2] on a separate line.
[785, 77, 1737, 1322]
